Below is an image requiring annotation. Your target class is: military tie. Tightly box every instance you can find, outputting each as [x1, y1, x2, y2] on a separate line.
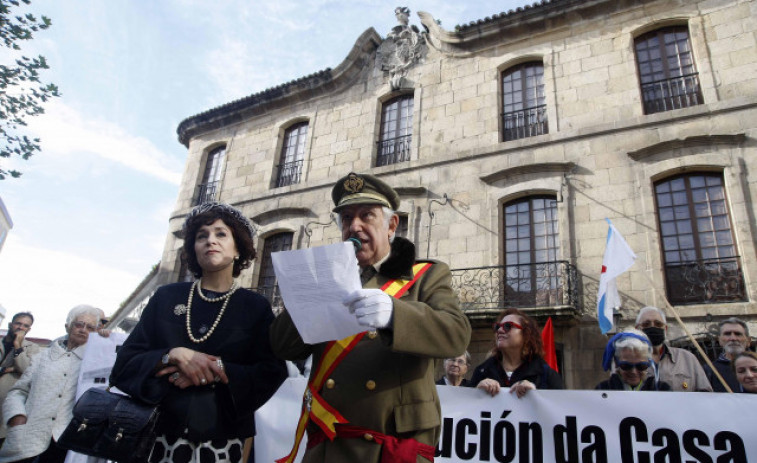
[360, 266, 376, 286]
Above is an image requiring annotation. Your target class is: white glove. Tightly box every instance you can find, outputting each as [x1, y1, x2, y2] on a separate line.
[343, 289, 394, 329]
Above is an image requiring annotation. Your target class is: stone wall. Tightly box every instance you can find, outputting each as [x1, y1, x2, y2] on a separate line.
[156, 0, 757, 389]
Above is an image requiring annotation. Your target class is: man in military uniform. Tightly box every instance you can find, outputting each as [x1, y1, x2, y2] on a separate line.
[271, 172, 471, 463]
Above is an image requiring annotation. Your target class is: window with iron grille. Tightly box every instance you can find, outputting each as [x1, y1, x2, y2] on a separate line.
[377, 95, 413, 166]
[395, 214, 408, 239]
[257, 232, 293, 302]
[501, 62, 547, 142]
[195, 146, 225, 205]
[503, 196, 560, 307]
[276, 122, 307, 188]
[654, 173, 745, 305]
[634, 26, 703, 114]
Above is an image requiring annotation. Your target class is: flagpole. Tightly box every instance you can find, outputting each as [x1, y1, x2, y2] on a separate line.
[638, 271, 733, 393]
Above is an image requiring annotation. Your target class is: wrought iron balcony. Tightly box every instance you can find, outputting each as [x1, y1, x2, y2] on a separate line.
[450, 261, 577, 317]
[502, 104, 548, 142]
[664, 256, 746, 305]
[194, 181, 220, 205]
[376, 134, 411, 166]
[275, 159, 303, 188]
[640, 72, 703, 114]
[252, 285, 284, 314]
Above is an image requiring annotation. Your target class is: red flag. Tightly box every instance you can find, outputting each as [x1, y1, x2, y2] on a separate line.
[541, 317, 558, 372]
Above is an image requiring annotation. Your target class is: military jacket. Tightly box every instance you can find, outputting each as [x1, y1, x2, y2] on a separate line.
[270, 237, 471, 463]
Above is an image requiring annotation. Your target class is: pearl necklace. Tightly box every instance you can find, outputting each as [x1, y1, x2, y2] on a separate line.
[185, 278, 240, 344]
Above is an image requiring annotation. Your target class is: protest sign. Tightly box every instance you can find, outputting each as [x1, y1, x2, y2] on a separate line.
[256, 378, 756, 462]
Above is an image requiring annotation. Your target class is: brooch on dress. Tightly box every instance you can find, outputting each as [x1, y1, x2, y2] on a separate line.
[174, 304, 187, 316]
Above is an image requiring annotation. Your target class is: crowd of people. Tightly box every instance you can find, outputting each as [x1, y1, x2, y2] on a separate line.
[0, 172, 753, 463]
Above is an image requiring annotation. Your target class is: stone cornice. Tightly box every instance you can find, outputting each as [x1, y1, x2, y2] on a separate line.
[627, 134, 747, 161]
[480, 162, 576, 185]
[395, 186, 427, 197]
[176, 28, 383, 147]
[419, 0, 652, 53]
[251, 207, 316, 225]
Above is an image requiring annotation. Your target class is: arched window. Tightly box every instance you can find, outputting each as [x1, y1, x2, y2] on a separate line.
[194, 146, 225, 205]
[654, 173, 745, 304]
[502, 195, 561, 307]
[276, 122, 308, 187]
[256, 232, 293, 310]
[501, 62, 547, 141]
[634, 26, 703, 114]
[377, 95, 413, 166]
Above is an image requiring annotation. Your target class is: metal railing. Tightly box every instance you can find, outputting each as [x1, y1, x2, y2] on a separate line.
[502, 104, 548, 141]
[664, 256, 746, 305]
[275, 159, 303, 188]
[376, 134, 411, 166]
[194, 181, 220, 205]
[450, 261, 578, 315]
[640, 72, 703, 114]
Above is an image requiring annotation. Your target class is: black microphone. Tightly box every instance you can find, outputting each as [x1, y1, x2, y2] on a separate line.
[348, 237, 362, 253]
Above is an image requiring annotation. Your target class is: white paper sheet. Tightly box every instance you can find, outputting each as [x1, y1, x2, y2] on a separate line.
[272, 241, 364, 343]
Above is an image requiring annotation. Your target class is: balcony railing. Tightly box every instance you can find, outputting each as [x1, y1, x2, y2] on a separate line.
[376, 134, 411, 166]
[194, 181, 220, 205]
[251, 285, 284, 314]
[502, 104, 548, 141]
[275, 159, 303, 188]
[450, 261, 577, 316]
[664, 256, 746, 305]
[640, 72, 703, 114]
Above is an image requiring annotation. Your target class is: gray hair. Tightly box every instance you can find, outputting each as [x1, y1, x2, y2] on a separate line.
[66, 305, 105, 327]
[635, 306, 666, 325]
[614, 328, 653, 360]
[719, 317, 749, 337]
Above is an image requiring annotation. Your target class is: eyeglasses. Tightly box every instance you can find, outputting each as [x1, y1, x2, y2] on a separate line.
[493, 321, 523, 333]
[638, 320, 665, 329]
[446, 359, 468, 366]
[71, 321, 98, 332]
[617, 361, 651, 372]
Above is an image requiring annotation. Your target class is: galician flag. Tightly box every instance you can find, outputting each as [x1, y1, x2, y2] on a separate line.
[597, 218, 637, 333]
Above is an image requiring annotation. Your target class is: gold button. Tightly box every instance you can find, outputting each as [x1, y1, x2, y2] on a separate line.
[682, 381, 688, 390]
[363, 433, 374, 441]
[365, 380, 376, 390]
[368, 331, 378, 339]
[325, 379, 336, 389]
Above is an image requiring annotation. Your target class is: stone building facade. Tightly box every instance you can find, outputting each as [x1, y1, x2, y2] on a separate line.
[115, 0, 757, 389]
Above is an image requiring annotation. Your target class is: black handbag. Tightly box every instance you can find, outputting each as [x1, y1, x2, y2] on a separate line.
[57, 387, 160, 463]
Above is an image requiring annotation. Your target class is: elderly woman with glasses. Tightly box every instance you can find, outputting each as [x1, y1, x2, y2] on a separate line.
[436, 351, 472, 387]
[472, 308, 562, 398]
[0, 305, 103, 463]
[596, 328, 671, 391]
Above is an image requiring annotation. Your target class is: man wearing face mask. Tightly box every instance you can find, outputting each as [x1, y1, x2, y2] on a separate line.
[634, 306, 712, 392]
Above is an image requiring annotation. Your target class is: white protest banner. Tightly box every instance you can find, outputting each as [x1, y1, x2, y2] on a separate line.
[256, 378, 756, 462]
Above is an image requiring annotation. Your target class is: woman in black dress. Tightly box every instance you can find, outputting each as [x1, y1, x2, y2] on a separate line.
[111, 202, 287, 463]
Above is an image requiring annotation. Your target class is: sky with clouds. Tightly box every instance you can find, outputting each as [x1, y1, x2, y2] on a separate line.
[0, 0, 532, 339]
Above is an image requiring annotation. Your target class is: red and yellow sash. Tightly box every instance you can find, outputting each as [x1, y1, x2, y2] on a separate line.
[276, 262, 432, 463]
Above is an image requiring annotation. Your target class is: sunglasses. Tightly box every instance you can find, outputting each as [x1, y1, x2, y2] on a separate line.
[617, 361, 651, 372]
[493, 321, 523, 333]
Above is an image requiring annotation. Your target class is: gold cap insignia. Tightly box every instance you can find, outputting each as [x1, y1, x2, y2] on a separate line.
[344, 174, 364, 194]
